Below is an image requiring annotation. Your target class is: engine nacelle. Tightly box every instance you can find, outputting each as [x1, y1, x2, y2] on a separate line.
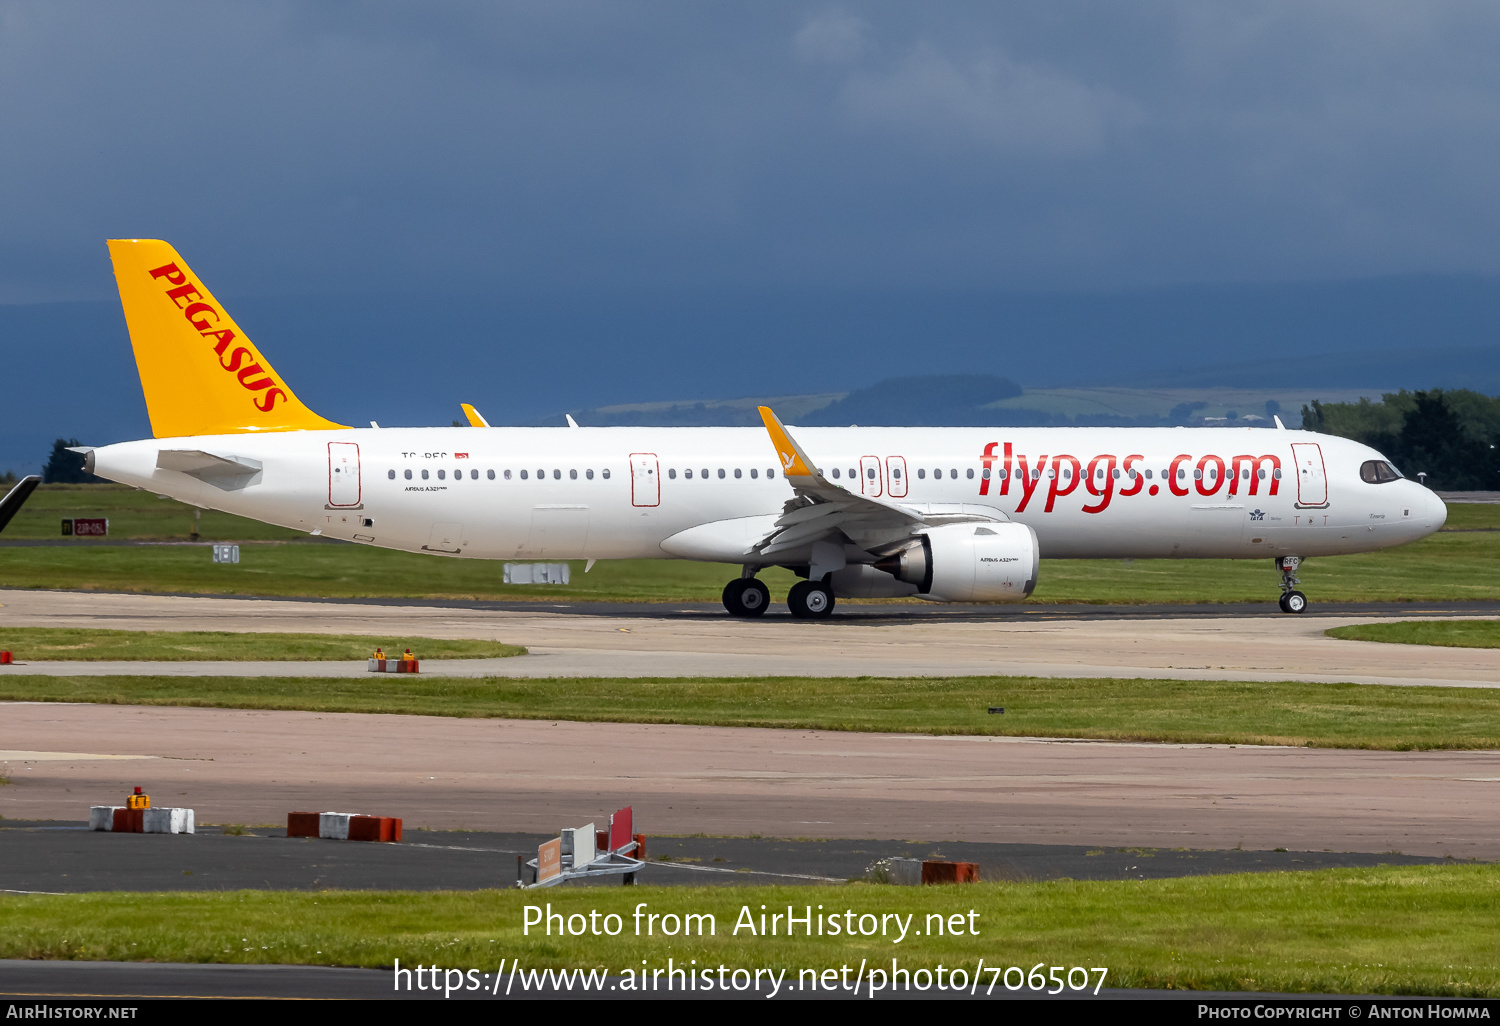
[874, 522, 1039, 603]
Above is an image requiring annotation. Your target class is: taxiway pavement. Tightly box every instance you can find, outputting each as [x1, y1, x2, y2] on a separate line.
[1, 589, 1498, 687]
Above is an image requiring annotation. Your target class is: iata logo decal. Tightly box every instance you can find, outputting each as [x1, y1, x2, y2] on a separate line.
[147, 262, 287, 413]
[1250, 509, 1266, 521]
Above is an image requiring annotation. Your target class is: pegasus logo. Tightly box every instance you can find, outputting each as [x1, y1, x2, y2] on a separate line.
[147, 262, 287, 413]
[780, 451, 797, 471]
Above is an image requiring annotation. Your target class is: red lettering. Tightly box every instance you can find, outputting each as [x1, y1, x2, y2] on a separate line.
[147, 262, 186, 285]
[979, 442, 999, 496]
[220, 346, 253, 372]
[165, 283, 202, 309]
[1118, 454, 1145, 497]
[183, 302, 219, 331]
[235, 363, 274, 390]
[1196, 455, 1225, 496]
[1044, 455, 1081, 513]
[1230, 454, 1281, 496]
[1013, 454, 1046, 513]
[254, 388, 285, 412]
[1168, 454, 1192, 496]
[1081, 454, 1117, 514]
[1000, 442, 1012, 496]
[202, 328, 236, 355]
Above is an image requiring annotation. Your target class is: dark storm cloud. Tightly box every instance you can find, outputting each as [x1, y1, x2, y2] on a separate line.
[2, 0, 1500, 301]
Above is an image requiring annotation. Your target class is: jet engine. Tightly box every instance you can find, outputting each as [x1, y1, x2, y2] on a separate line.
[873, 522, 1039, 602]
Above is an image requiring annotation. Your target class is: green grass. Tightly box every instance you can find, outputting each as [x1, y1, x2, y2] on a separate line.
[4, 674, 1498, 750]
[0, 627, 524, 661]
[1327, 620, 1500, 649]
[3, 483, 306, 541]
[4, 867, 1499, 994]
[2, 529, 1497, 605]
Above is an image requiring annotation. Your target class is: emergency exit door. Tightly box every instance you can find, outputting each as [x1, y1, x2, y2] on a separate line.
[328, 442, 361, 508]
[630, 453, 659, 507]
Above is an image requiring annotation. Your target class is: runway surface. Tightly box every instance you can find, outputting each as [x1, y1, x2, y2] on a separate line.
[1, 821, 1456, 893]
[1, 589, 1498, 686]
[4, 704, 1499, 858]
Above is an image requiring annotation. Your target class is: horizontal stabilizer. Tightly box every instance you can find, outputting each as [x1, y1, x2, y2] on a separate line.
[157, 449, 264, 489]
[0, 475, 41, 535]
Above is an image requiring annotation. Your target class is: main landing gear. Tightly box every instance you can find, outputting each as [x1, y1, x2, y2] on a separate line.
[722, 577, 771, 618]
[787, 578, 835, 619]
[1276, 556, 1307, 614]
[721, 573, 837, 619]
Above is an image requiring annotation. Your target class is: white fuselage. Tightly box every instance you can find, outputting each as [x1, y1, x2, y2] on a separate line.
[88, 425, 1446, 569]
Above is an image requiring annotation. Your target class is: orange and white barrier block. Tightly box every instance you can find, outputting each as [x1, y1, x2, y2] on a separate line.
[285, 811, 402, 842]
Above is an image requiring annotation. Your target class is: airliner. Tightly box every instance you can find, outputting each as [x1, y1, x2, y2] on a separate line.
[75, 240, 1448, 618]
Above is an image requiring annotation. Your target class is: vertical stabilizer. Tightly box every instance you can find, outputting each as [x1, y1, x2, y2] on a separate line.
[107, 239, 346, 438]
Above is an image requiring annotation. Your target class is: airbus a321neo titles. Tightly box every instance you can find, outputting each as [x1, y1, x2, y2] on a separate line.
[75, 240, 1448, 618]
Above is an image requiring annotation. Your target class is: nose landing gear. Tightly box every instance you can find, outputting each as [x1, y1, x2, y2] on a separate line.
[1276, 556, 1307, 614]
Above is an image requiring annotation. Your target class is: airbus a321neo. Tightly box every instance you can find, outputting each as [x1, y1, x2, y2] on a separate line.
[76, 240, 1448, 618]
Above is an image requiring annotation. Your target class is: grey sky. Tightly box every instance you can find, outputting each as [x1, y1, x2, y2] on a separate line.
[2, 1, 1500, 303]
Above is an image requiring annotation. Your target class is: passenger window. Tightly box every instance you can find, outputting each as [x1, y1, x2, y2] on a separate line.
[966, 468, 974, 479]
[438, 469, 446, 480]
[387, 469, 395, 480]
[848, 468, 856, 478]
[1144, 469, 1152, 479]
[767, 469, 776, 478]
[602, 469, 611, 479]
[734, 468, 742, 479]
[718, 469, 726, 479]
[553, 469, 561, 480]
[895, 468, 903, 479]
[1063, 468, 1072, 480]
[832, 468, 841, 479]
[536, 469, 544, 479]
[1274, 469, 1282, 479]
[701, 468, 709, 479]
[978, 468, 986, 480]
[669, 468, 677, 479]
[750, 468, 758, 479]
[404, 469, 412, 480]
[867, 468, 876, 479]
[587, 469, 594, 480]
[918, 469, 926, 479]
[520, 470, 528, 480]
[504, 469, 512, 479]
[569, 469, 578, 480]
[421, 469, 430, 480]
[1193, 469, 1201, 480]
[684, 468, 693, 479]
[471, 469, 479, 480]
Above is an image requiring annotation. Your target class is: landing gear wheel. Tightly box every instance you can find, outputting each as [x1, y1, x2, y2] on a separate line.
[722, 578, 770, 618]
[787, 579, 835, 619]
[1281, 590, 1308, 614]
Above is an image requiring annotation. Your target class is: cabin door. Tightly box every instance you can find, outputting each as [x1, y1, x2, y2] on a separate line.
[1290, 443, 1329, 507]
[328, 442, 361, 508]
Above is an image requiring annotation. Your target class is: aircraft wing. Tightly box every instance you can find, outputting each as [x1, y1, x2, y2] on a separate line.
[753, 406, 1000, 559]
[0, 475, 41, 535]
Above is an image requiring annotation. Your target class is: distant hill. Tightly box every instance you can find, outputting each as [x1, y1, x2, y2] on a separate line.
[5, 273, 1499, 472]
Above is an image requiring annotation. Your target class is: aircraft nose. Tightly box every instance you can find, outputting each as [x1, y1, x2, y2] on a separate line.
[1426, 488, 1448, 530]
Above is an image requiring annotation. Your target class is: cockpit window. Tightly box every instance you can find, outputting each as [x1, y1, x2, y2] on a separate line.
[1360, 460, 1402, 484]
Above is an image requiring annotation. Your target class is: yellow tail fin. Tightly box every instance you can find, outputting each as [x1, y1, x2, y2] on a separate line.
[107, 239, 347, 437]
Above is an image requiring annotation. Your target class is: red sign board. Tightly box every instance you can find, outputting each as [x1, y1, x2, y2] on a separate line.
[62, 518, 108, 536]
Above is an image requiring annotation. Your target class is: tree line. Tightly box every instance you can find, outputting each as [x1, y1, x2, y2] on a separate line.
[1301, 389, 1500, 490]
